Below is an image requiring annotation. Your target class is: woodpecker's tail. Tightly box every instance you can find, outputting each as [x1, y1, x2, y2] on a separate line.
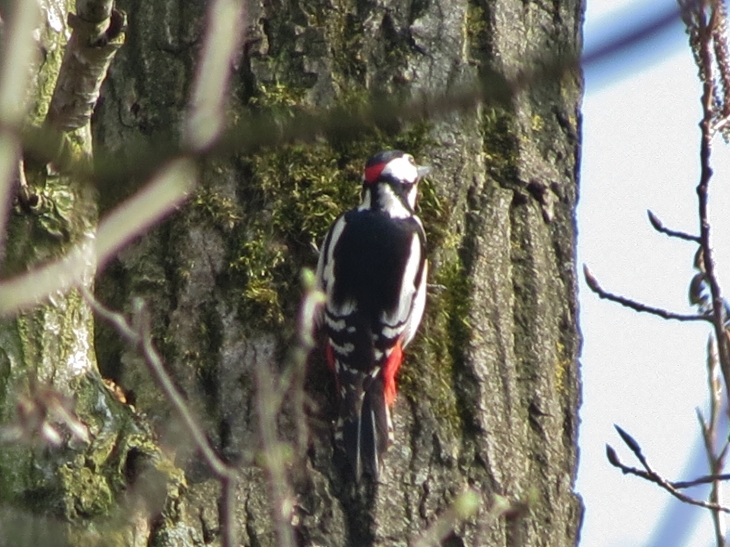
[336, 372, 393, 481]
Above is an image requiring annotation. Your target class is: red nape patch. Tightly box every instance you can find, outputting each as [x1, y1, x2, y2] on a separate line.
[383, 340, 403, 407]
[364, 162, 386, 184]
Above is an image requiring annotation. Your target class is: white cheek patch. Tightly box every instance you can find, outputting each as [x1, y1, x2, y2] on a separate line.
[381, 155, 419, 184]
[405, 184, 418, 210]
[377, 184, 412, 218]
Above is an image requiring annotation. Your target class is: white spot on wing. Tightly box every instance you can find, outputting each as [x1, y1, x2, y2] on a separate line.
[382, 235, 424, 336]
[331, 298, 357, 317]
[325, 315, 346, 331]
[330, 340, 355, 355]
[320, 216, 347, 295]
[404, 260, 428, 347]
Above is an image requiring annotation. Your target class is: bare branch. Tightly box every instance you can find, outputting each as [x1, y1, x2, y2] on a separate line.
[183, 0, 245, 152]
[606, 436, 730, 514]
[253, 271, 323, 547]
[0, 5, 695, 317]
[46, 3, 126, 131]
[614, 425, 649, 469]
[583, 265, 711, 322]
[702, 331, 727, 544]
[582, 3, 686, 68]
[0, 2, 40, 127]
[688, 0, 730, 432]
[673, 473, 730, 489]
[255, 365, 295, 547]
[15, 5, 689, 191]
[81, 288, 239, 547]
[0, 159, 196, 314]
[647, 210, 701, 242]
[0, 2, 42, 258]
[411, 490, 482, 547]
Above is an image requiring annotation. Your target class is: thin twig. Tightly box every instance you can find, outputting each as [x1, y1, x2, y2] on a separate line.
[583, 266, 711, 322]
[136, 311, 232, 479]
[0, 159, 196, 314]
[676, 3, 730, 544]
[698, 406, 726, 542]
[0, 1, 41, 259]
[3, 4, 693, 192]
[411, 490, 483, 547]
[606, 439, 730, 513]
[693, 0, 730, 443]
[673, 473, 730, 489]
[81, 288, 239, 547]
[252, 271, 323, 547]
[46, 2, 126, 131]
[701, 333, 726, 542]
[183, 0, 245, 152]
[255, 365, 295, 547]
[0, 5, 700, 317]
[647, 210, 701, 242]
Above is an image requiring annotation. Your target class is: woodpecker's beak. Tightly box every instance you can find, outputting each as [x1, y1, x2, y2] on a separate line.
[417, 165, 431, 179]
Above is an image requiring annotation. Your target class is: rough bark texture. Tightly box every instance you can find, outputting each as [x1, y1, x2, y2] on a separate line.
[0, 3, 181, 546]
[1, 0, 583, 545]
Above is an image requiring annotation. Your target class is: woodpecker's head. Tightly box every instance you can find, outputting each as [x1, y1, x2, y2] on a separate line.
[360, 150, 431, 217]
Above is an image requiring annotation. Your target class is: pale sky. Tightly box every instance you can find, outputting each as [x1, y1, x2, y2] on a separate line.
[577, 1, 730, 546]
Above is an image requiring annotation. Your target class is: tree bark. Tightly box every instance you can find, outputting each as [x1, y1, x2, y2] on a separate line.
[0, 3, 181, 547]
[1, 0, 584, 545]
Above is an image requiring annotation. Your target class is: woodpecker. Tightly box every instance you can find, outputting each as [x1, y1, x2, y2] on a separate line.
[316, 150, 429, 480]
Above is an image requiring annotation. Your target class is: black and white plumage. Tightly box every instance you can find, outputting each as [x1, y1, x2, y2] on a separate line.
[316, 150, 429, 480]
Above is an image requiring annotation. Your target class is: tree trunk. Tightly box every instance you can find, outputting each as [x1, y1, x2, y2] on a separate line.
[1, 0, 584, 545]
[0, 2, 181, 547]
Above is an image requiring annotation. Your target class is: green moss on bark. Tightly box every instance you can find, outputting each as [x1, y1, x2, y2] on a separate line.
[59, 464, 114, 519]
[214, 107, 435, 332]
[401, 258, 471, 436]
[482, 106, 520, 185]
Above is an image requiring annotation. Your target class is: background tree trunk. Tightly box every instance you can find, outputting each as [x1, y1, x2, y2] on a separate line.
[0, 0, 583, 545]
[0, 2, 183, 547]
